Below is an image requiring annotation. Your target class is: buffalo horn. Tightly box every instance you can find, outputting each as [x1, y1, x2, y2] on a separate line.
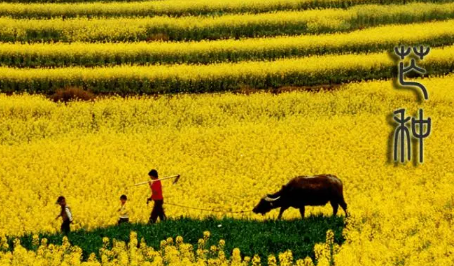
[264, 196, 281, 202]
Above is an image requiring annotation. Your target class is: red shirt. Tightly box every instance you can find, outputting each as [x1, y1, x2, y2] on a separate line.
[149, 180, 163, 200]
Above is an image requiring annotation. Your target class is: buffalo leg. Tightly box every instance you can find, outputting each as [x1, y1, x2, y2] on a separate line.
[299, 206, 305, 219]
[277, 206, 288, 220]
[339, 200, 348, 217]
[330, 201, 339, 216]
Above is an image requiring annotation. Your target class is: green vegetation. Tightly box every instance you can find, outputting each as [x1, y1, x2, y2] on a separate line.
[11, 216, 345, 262]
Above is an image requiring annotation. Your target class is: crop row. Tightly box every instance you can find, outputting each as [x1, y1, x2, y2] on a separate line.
[7, 217, 344, 262]
[0, 0, 451, 18]
[0, 3, 454, 42]
[0, 46, 453, 94]
[0, 20, 453, 67]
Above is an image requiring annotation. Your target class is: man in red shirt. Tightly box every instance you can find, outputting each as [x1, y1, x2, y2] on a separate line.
[147, 169, 167, 223]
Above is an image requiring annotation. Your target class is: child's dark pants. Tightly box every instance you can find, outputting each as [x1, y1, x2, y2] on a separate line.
[149, 199, 166, 223]
[118, 218, 129, 225]
[61, 220, 71, 235]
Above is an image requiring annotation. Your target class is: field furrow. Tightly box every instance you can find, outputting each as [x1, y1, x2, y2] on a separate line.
[0, 0, 452, 18]
[1, 45, 453, 93]
[1, 3, 454, 42]
[1, 20, 454, 67]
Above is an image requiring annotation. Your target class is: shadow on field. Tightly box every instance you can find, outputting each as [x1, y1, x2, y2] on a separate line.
[14, 215, 345, 262]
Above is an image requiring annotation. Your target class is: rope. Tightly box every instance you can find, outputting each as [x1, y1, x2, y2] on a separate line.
[165, 202, 250, 214]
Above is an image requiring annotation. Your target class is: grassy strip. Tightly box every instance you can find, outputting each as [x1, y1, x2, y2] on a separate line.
[9, 216, 345, 262]
[1, 20, 454, 67]
[0, 0, 451, 18]
[1, 3, 454, 42]
[0, 45, 453, 94]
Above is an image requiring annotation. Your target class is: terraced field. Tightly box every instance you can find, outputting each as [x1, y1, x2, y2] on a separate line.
[0, 1, 453, 92]
[1, 0, 453, 265]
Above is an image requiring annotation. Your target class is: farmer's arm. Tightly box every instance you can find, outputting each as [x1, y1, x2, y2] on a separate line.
[147, 181, 154, 202]
[55, 209, 62, 220]
[148, 181, 154, 197]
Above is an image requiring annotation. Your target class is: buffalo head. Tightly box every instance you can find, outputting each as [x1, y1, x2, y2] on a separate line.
[252, 195, 281, 215]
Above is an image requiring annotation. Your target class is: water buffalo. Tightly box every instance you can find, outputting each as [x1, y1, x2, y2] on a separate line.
[252, 174, 348, 219]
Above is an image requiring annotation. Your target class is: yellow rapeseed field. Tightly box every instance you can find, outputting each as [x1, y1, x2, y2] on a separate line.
[1, 2, 454, 42]
[1, 0, 454, 264]
[1, 19, 454, 67]
[0, 0, 412, 17]
[1, 74, 454, 265]
[1, 44, 454, 93]
[0, 231, 338, 266]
